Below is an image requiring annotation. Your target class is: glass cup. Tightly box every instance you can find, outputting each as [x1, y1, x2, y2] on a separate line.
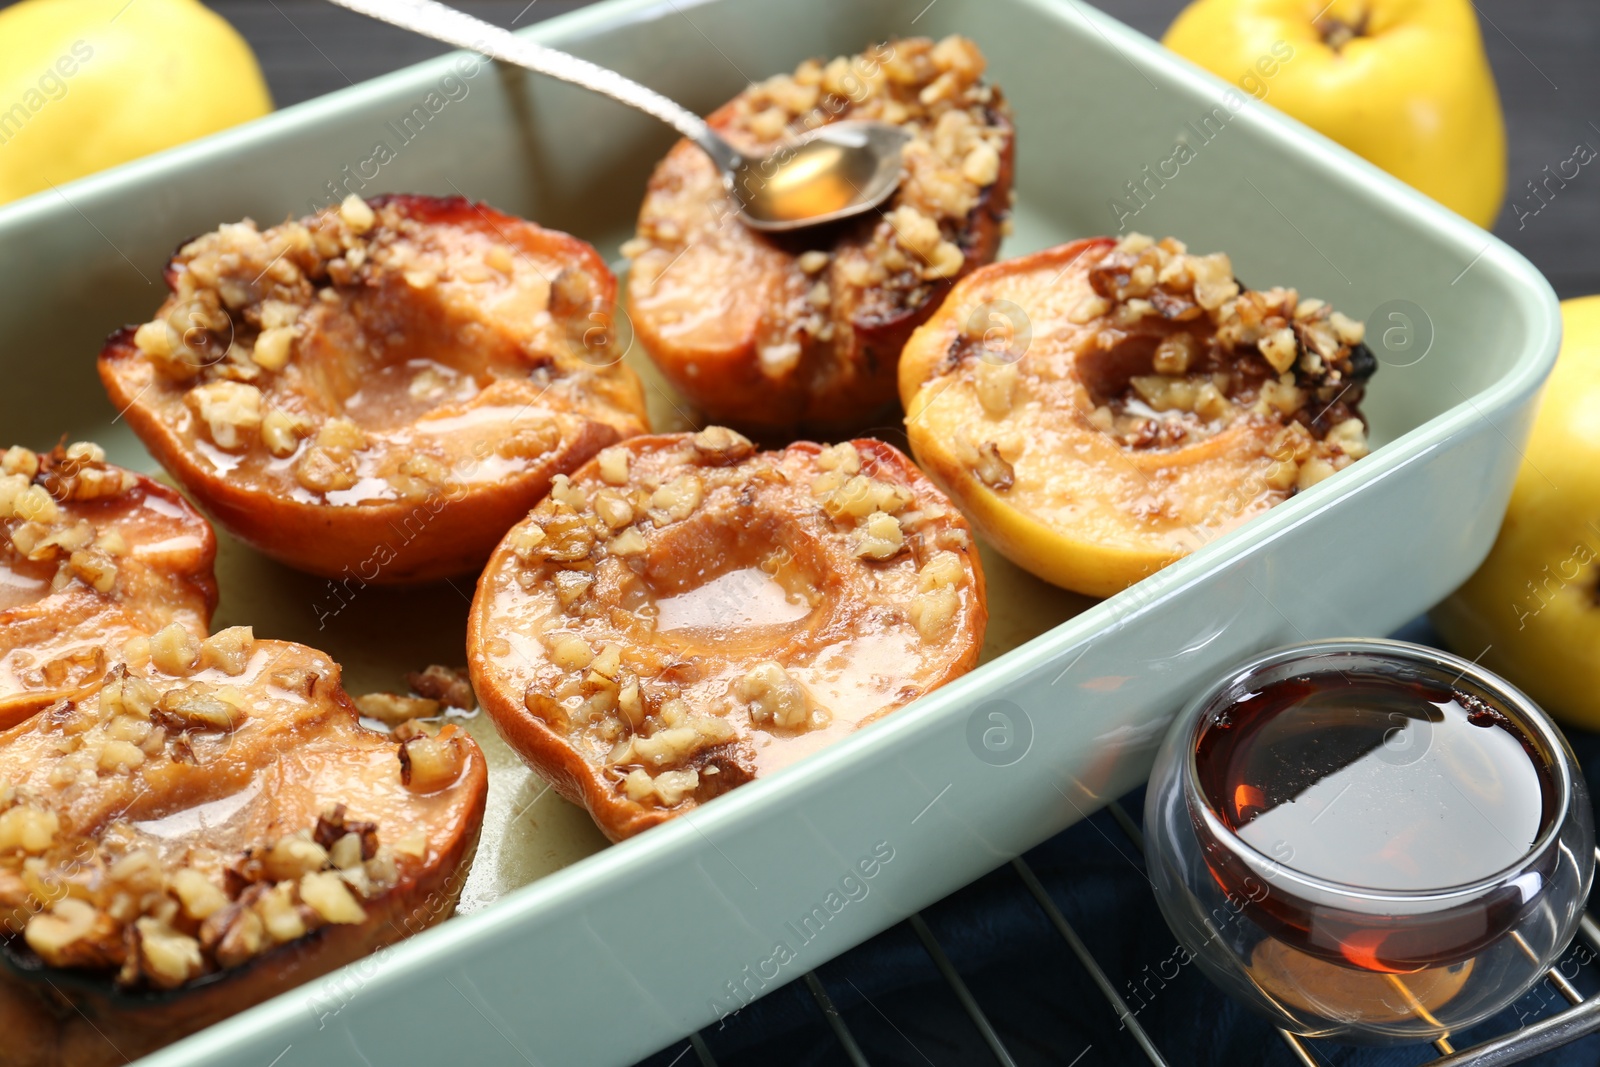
[1144, 638, 1594, 1044]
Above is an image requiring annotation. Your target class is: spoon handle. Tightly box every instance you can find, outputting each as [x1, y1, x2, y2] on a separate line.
[327, 0, 744, 173]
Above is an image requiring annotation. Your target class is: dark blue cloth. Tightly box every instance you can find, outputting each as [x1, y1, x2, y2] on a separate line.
[637, 620, 1600, 1066]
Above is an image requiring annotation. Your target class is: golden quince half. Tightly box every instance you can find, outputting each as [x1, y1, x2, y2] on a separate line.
[1433, 297, 1600, 729]
[899, 233, 1377, 598]
[0, 0, 271, 204]
[1163, 0, 1506, 228]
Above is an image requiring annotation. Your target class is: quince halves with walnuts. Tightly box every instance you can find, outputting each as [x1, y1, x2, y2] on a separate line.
[469, 428, 987, 840]
[100, 194, 650, 584]
[625, 36, 1014, 434]
[900, 233, 1377, 597]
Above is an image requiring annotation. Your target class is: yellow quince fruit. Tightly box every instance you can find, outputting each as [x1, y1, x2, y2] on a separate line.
[1163, 0, 1506, 228]
[1432, 297, 1600, 728]
[0, 0, 272, 205]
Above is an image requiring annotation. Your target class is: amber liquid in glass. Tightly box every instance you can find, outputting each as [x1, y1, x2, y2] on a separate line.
[1193, 671, 1558, 975]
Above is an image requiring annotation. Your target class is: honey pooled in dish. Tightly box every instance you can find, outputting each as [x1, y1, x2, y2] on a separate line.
[99, 194, 650, 584]
[0, 443, 216, 729]
[899, 233, 1377, 597]
[625, 36, 1014, 434]
[468, 428, 987, 840]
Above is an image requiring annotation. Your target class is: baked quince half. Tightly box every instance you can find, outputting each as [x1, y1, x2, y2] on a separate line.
[625, 36, 1014, 434]
[899, 234, 1377, 597]
[0, 631, 487, 1067]
[468, 428, 986, 840]
[100, 194, 650, 584]
[1, 443, 216, 728]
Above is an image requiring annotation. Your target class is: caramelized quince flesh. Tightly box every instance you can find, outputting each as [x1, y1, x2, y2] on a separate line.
[469, 428, 986, 840]
[625, 35, 1014, 434]
[0, 443, 215, 728]
[899, 234, 1376, 598]
[99, 193, 650, 583]
[0, 634, 487, 1067]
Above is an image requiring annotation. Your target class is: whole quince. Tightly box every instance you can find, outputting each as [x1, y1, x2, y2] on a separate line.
[1163, 0, 1506, 228]
[0, 0, 271, 205]
[1432, 297, 1600, 728]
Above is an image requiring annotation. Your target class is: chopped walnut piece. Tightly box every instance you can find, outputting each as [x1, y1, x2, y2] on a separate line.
[156, 682, 246, 732]
[354, 692, 441, 725]
[597, 446, 630, 486]
[170, 868, 230, 922]
[314, 803, 380, 860]
[300, 871, 367, 924]
[131, 918, 205, 990]
[852, 511, 906, 560]
[973, 441, 1015, 490]
[149, 622, 201, 676]
[737, 661, 812, 730]
[1, 446, 39, 479]
[0, 803, 59, 853]
[26, 898, 112, 967]
[187, 381, 264, 452]
[399, 728, 467, 792]
[200, 626, 255, 675]
[260, 408, 312, 457]
[690, 426, 755, 465]
[405, 664, 477, 710]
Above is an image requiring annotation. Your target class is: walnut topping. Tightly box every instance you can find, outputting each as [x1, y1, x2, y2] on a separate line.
[149, 623, 201, 676]
[852, 510, 906, 560]
[188, 381, 264, 452]
[623, 767, 701, 807]
[816, 442, 862, 475]
[399, 726, 468, 792]
[0, 802, 59, 853]
[405, 664, 477, 710]
[975, 360, 1019, 416]
[299, 870, 367, 924]
[0, 652, 432, 1004]
[170, 868, 230, 921]
[315, 804, 379, 860]
[1071, 234, 1374, 473]
[1, 444, 144, 597]
[650, 474, 702, 524]
[156, 682, 247, 732]
[261, 408, 312, 458]
[130, 918, 207, 989]
[485, 433, 982, 833]
[355, 692, 440, 725]
[200, 626, 256, 675]
[972, 441, 1015, 490]
[597, 446, 630, 486]
[120, 194, 644, 536]
[1, 446, 40, 479]
[339, 193, 376, 233]
[26, 898, 115, 968]
[737, 661, 823, 731]
[690, 426, 755, 465]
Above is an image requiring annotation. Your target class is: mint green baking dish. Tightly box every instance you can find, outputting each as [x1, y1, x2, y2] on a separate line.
[0, 0, 1558, 1063]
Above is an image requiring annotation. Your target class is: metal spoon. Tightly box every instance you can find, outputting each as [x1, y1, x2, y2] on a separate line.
[326, 0, 911, 232]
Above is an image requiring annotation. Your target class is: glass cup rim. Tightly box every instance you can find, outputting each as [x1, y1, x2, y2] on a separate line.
[1180, 636, 1575, 905]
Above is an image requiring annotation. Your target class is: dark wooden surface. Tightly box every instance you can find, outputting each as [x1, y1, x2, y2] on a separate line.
[193, 0, 1600, 299]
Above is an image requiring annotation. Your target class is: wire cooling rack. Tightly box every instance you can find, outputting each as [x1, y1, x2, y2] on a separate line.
[638, 800, 1600, 1067]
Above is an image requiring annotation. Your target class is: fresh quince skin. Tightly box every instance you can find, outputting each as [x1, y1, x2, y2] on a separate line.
[0, 0, 271, 204]
[1433, 297, 1600, 728]
[1163, 0, 1506, 228]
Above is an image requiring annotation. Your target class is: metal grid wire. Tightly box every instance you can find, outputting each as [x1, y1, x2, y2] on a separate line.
[647, 803, 1600, 1067]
